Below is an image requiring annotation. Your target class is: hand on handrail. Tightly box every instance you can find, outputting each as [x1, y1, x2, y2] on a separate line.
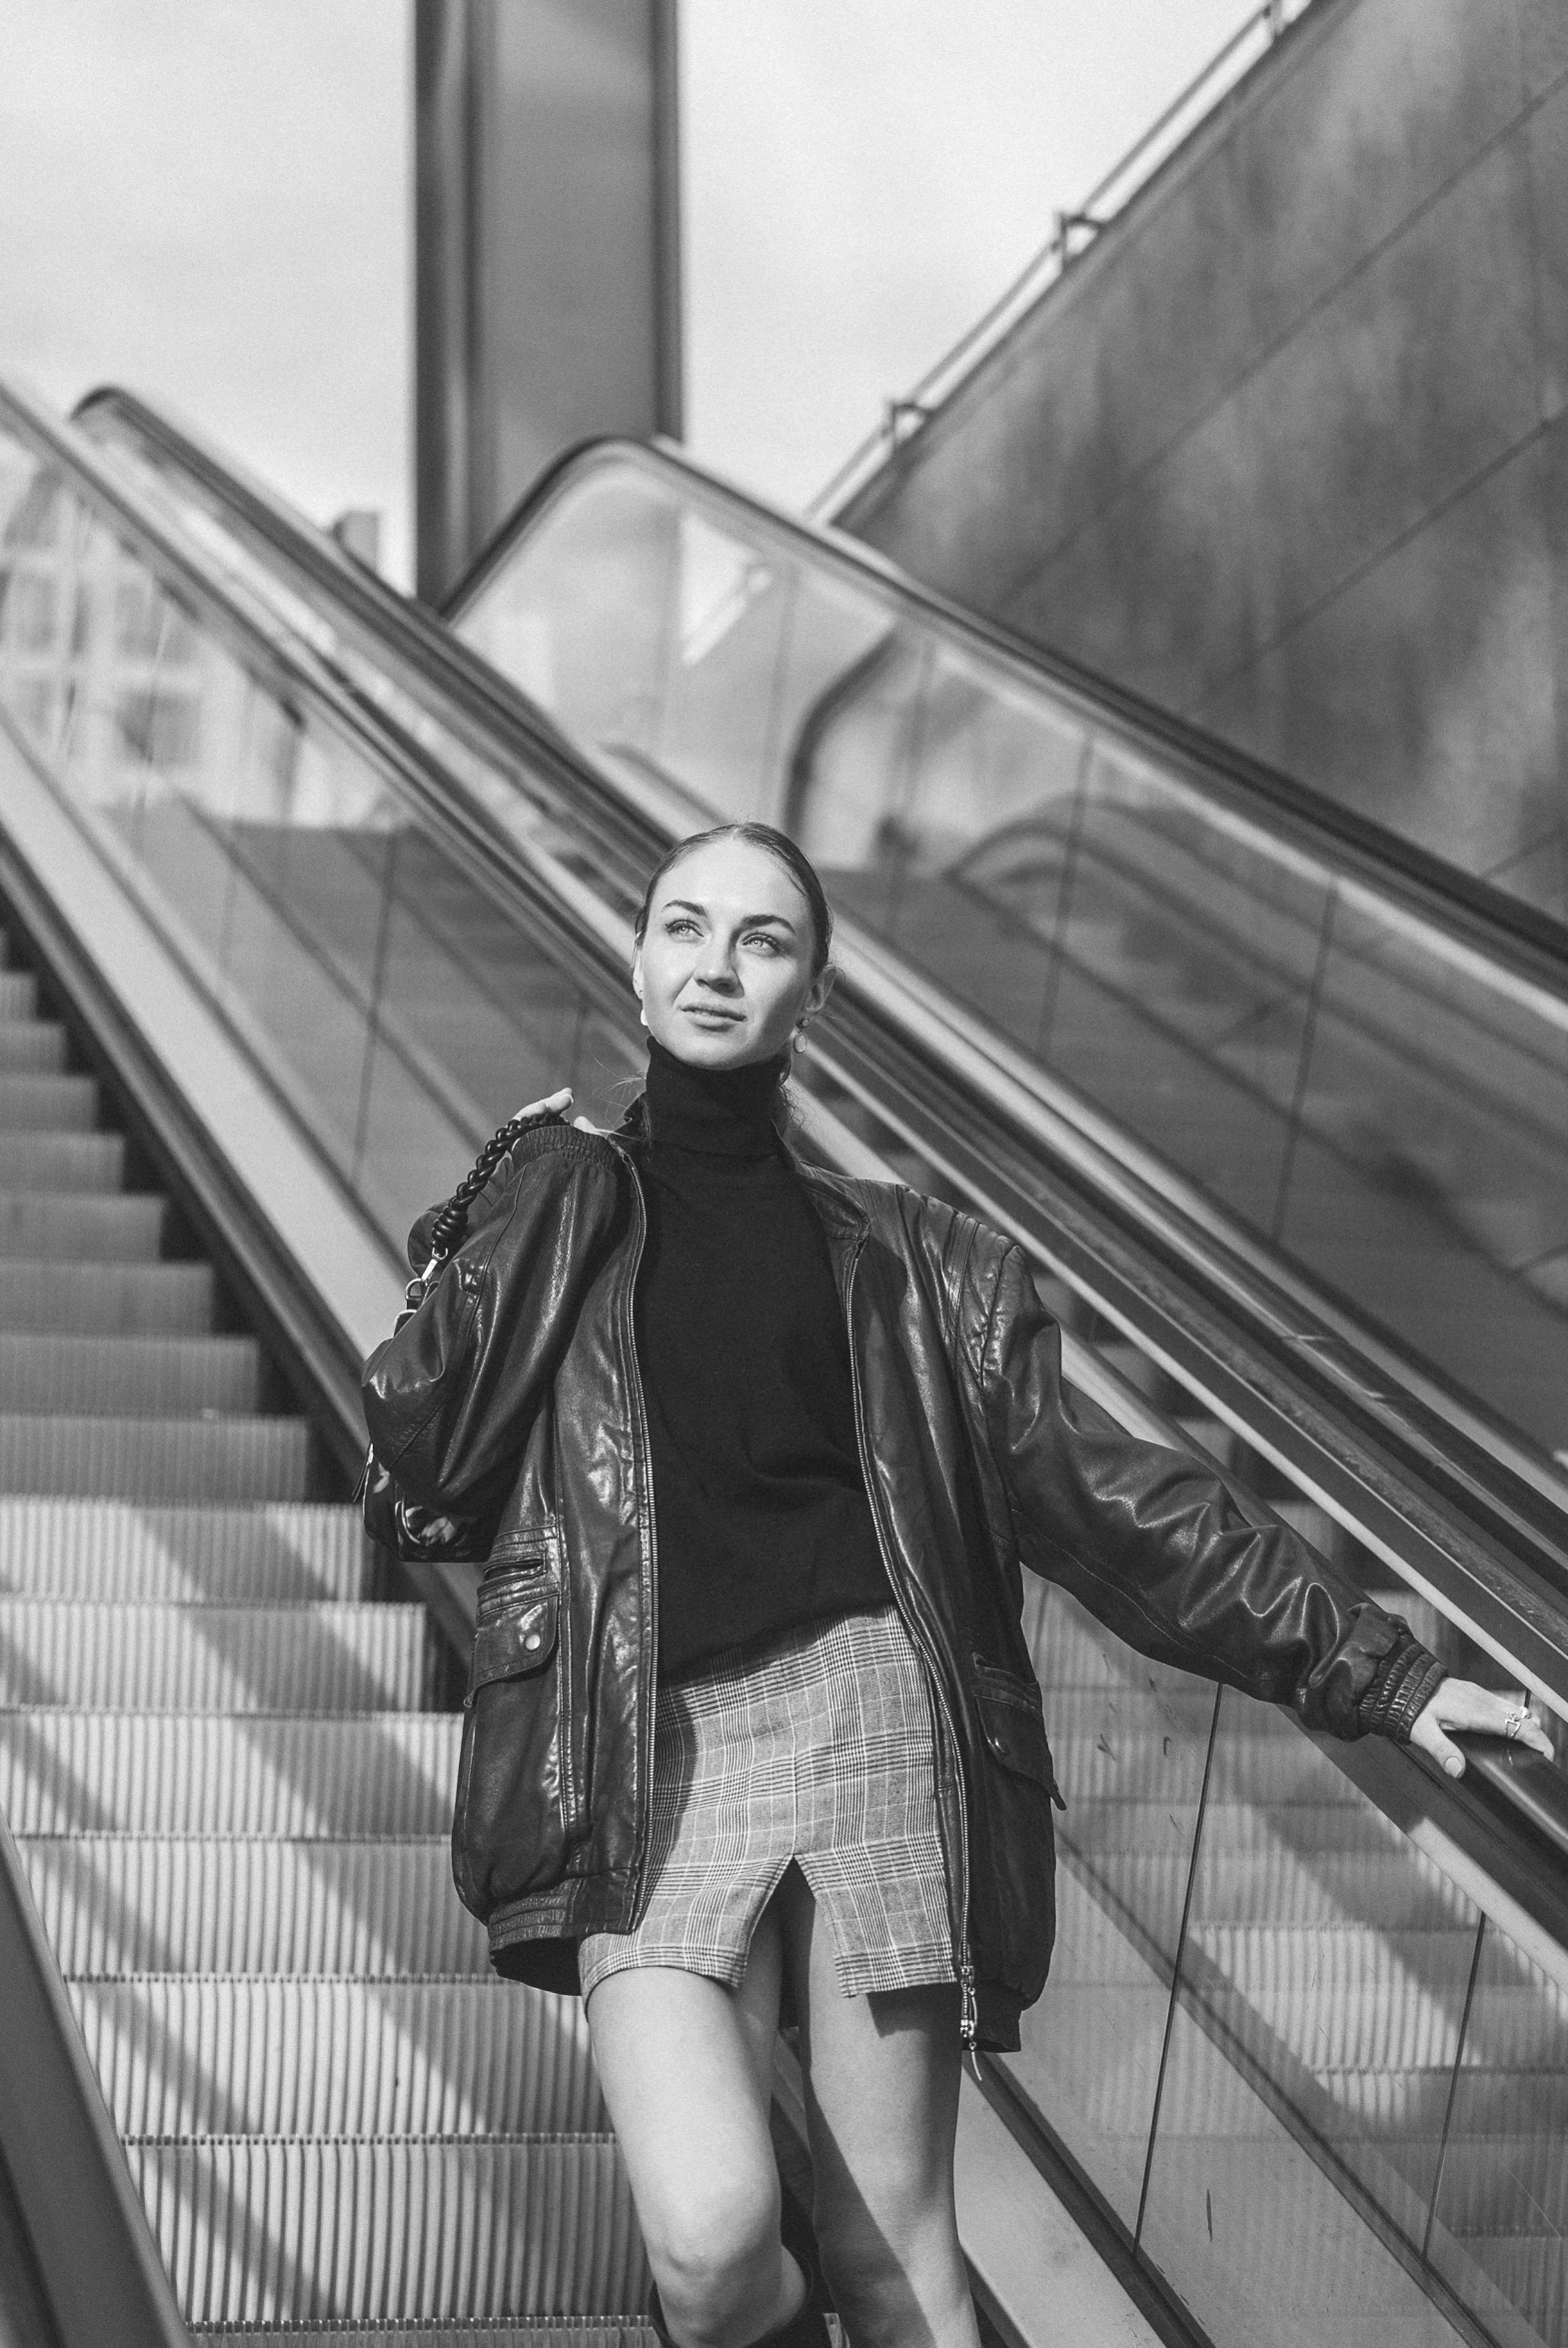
[1410, 1681, 1554, 1778]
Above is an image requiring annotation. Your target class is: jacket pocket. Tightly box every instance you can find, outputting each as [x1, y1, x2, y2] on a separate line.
[968, 1656, 1063, 2004]
[451, 1560, 573, 1920]
[972, 1658, 1065, 1809]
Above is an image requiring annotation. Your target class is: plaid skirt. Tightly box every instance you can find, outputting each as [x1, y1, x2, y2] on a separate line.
[579, 1602, 955, 2001]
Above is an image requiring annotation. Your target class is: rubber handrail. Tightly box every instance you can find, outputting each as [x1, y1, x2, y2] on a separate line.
[57, 386, 1568, 1667]
[437, 430, 1568, 1003]
[76, 388, 1568, 1011]
[68, 394, 1568, 1454]
[9, 379, 1568, 1946]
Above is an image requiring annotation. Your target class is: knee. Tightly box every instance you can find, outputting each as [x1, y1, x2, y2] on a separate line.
[646, 2169, 782, 2346]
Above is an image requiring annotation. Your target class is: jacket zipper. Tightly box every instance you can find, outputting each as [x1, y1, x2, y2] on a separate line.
[609, 1140, 661, 1926]
[842, 1232, 977, 2048]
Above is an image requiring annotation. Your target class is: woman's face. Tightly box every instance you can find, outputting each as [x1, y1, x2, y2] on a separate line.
[634, 837, 832, 1070]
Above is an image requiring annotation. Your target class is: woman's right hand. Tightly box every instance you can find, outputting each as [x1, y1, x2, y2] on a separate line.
[518, 1088, 574, 1123]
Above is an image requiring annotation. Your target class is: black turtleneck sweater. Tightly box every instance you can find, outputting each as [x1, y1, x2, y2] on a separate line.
[634, 1038, 890, 1676]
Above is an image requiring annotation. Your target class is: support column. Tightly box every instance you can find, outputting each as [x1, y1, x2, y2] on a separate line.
[415, 0, 682, 604]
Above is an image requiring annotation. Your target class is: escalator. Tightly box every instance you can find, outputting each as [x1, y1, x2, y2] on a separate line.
[0, 378, 1564, 2348]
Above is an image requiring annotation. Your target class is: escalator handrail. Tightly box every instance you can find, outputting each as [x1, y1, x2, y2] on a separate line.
[64, 393, 1568, 1486]
[8, 381, 1568, 1967]
[443, 429, 1568, 1011]
[76, 388, 1568, 1022]
[68, 386, 667, 876]
[50, 384, 1568, 1696]
[73, 387, 1568, 1533]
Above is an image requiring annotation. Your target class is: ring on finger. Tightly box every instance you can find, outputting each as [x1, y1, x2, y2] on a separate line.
[1503, 1701, 1530, 1743]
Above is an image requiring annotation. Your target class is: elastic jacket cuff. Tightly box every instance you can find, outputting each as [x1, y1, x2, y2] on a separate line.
[1357, 1634, 1445, 1740]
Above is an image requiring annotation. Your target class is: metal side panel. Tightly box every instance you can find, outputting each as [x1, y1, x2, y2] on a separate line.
[0, 1806, 188, 2347]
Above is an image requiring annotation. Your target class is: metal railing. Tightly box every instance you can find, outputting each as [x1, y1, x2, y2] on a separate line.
[809, 0, 1314, 520]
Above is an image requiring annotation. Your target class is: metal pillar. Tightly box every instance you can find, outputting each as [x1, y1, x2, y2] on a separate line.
[415, 0, 682, 603]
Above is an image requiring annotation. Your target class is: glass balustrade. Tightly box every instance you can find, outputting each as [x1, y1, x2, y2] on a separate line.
[454, 448, 1568, 1471]
[0, 425, 641, 1257]
[1011, 1576, 1567, 2348]
[6, 402, 1565, 2348]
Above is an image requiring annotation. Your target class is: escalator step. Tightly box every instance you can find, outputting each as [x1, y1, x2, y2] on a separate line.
[193, 2331, 655, 2346]
[0, 1130, 120, 1185]
[195, 2331, 656, 2346]
[0, 973, 38, 1020]
[0, 1332, 260, 1414]
[1424, 2134, 1568, 2231]
[1065, 1845, 1462, 1933]
[1454, 2238, 1565, 2339]
[128, 2136, 647, 2329]
[22, 1834, 485, 1976]
[0, 1072, 94, 1131]
[0, 1191, 163, 1259]
[0, 1709, 460, 1835]
[0, 1258, 214, 1332]
[73, 1977, 607, 2139]
[0, 1021, 66, 1074]
[0, 1411, 310, 1498]
[1049, 1730, 1364, 1805]
[0, 1497, 370, 1600]
[0, 1599, 430, 1710]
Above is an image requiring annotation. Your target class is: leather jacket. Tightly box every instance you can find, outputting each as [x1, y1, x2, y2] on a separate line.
[361, 1108, 1442, 2054]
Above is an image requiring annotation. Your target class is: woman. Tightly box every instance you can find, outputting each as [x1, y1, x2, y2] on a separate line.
[362, 822, 1550, 2348]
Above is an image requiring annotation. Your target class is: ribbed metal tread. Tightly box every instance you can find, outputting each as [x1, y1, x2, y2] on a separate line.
[0, 1600, 431, 1710]
[0, 1129, 120, 1184]
[0, 1498, 371, 1600]
[0, 1257, 215, 1332]
[193, 2329, 657, 2346]
[1063, 1844, 1462, 1932]
[0, 1020, 66, 1074]
[130, 2135, 647, 2328]
[0, 1189, 163, 1258]
[74, 1978, 607, 2139]
[0, 1330, 260, 1414]
[0, 1411, 311, 1498]
[24, 1835, 485, 1976]
[1061, 1794, 1391, 1856]
[0, 1710, 460, 1833]
[192, 2328, 656, 2345]
[0, 1071, 95, 1131]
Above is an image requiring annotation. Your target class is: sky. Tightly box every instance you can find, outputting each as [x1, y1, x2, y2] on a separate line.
[0, 0, 1255, 588]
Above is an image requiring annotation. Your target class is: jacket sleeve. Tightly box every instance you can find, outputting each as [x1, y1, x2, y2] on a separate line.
[361, 1127, 627, 1524]
[978, 1242, 1443, 1740]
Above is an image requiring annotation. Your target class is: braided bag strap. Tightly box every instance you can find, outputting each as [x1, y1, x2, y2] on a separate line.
[399, 1106, 562, 1321]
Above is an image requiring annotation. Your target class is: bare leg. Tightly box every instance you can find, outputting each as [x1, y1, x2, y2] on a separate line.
[778, 1868, 980, 2348]
[585, 1904, 806, 2348]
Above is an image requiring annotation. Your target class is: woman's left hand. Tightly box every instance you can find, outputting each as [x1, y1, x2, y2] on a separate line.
[1408, 1680, 1555, 1777]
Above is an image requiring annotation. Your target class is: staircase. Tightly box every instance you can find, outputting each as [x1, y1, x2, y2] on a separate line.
[0, 920, 652, 2339]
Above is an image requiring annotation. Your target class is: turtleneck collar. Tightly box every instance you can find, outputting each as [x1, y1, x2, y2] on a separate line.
[644, 1035, 784, 1159]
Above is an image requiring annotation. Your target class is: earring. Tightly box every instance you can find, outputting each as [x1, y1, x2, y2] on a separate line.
[792, 1021, 809, 1051]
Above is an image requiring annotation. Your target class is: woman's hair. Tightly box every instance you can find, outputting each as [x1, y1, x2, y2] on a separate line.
[633, 822, 833, 980]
